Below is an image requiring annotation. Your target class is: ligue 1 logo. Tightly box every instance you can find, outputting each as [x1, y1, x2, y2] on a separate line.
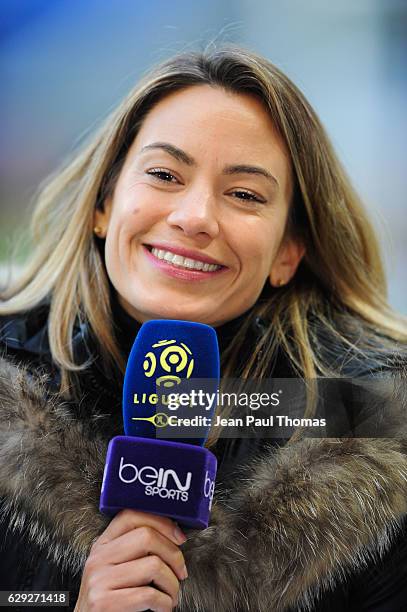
[131, 336, 198, 427]
[143, 339, 195, 388]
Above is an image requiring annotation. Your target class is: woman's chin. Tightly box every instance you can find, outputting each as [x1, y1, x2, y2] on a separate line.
[117, 292, 229, 326]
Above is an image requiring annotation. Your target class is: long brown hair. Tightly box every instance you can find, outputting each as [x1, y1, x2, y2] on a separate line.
[1, 45, 405, 407]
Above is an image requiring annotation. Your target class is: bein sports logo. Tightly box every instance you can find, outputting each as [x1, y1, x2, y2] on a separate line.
[118, 457, 215, 508]
[143, 339, 194, 388]
[204, 470, 215, 510]
[119, 457, 192, 502]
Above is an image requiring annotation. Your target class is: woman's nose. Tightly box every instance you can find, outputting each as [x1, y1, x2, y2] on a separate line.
[166, 191, 220, 239]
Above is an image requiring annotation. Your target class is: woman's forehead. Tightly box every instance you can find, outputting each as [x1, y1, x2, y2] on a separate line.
[127, 84, 293, 193]
[136, 85, 282, 147]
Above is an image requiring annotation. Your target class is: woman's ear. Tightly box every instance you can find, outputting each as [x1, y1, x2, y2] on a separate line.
[93, 197, 112, 239]
[269, 237, 305, 287]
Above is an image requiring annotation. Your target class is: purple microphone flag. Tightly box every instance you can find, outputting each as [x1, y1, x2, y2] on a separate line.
[100, 436, 217, 529]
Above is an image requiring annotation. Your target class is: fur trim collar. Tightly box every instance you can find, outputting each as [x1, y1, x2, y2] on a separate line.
[0, 356, 406, 611]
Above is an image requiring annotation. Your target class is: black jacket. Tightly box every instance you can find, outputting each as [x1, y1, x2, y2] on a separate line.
[0, 302, 407, 611]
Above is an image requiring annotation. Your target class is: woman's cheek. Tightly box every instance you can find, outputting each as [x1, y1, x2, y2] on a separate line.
[241, 235, 273, 270]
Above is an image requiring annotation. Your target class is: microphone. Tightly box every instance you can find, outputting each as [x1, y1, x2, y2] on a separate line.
[99, 320, 219, 529]
[123, 319, 219, 444]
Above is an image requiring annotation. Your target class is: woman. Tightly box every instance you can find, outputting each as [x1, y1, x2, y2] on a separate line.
[0, 46, 406, 611]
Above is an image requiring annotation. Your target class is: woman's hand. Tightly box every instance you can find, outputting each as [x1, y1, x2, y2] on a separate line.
[74, 509, 188, 612]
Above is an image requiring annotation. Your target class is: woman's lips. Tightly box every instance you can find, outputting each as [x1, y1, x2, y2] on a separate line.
[146, 242, 223, 266]
[143, 245, 228, 281]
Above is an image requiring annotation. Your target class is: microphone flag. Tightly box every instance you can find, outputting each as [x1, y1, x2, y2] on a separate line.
[123, 319, 219, 443]
[100, 320, 219, 529]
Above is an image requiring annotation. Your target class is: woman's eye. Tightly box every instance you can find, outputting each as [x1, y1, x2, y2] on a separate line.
[146, 168, 179, 183]
[230, 190, 266, 204]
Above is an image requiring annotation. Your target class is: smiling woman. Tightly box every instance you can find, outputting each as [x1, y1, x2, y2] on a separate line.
[95, 85, 302, 326]
[0, 46, 407, 612]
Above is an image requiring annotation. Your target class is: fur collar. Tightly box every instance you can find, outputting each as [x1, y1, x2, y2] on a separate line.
[0, 356, 407, 611]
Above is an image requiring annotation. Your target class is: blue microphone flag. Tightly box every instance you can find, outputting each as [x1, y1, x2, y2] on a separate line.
[122, 320, 220, 443]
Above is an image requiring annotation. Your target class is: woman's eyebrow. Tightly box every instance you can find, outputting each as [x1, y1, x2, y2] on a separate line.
[223, 164, 279, 188]
[140, 142, 194, 165]
[140, 142, 279, 188]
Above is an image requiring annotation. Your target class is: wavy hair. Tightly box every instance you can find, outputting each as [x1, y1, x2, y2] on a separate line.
[1, 46, 405, 411]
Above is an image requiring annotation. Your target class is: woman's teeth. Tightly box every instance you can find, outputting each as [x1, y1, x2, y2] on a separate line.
[150, 247, 221, 272]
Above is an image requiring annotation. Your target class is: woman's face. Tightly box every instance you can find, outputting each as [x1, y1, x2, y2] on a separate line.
[95, 85, 304, 326]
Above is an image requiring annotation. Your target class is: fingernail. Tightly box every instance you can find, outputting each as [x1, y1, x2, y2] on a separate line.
[174, 525, 187, 544]
[181, 564, 188, 580]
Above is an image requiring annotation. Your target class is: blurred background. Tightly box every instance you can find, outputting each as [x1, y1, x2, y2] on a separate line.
[1, 0, 406, 311]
